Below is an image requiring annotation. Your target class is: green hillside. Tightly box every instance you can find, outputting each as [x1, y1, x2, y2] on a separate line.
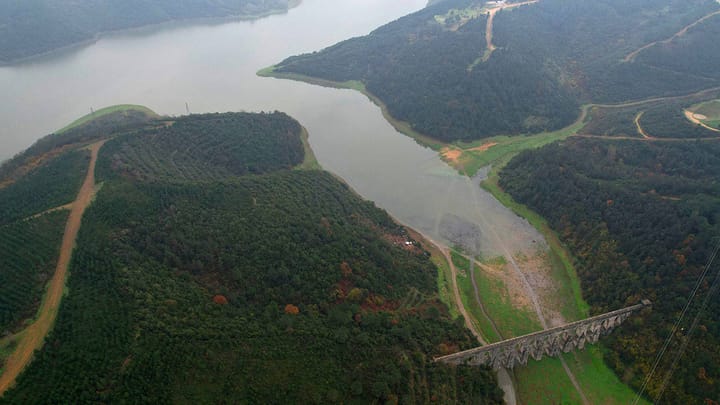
[0, 0, 296, 63]
[499, 139, 720, 403]
[0, 150, 88, 225]
[272, 0, 720, 142]
[0, 111, 502, 403]
[0, 212, 68, 335]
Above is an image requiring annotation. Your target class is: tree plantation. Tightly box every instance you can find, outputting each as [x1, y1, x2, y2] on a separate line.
[499, 139, 720, 403]
[0, 111, 502, 403]
[273, 0, 720, 142]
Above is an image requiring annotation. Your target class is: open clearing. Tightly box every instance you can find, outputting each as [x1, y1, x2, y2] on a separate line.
[0, 140, 105, 395]
[687, 99, 720, 130]
[684, 109, 720, 132]
[56, 104, 157, 134]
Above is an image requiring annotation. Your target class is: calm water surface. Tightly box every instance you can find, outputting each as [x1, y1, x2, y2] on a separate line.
[0, 0, 543, 257]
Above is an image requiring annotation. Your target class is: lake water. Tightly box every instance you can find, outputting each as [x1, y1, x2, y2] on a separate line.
[0, 0, 544, 260]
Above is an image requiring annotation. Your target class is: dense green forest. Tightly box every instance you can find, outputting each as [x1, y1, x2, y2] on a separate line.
[273, 0, 720, 142]
[0, 0, 296, 63]
[0, 112, 502, 403]
[0, 212, 67, 334]
[0, 107, 155, 185]
[0, 150, 88, 225]
[639, 105, 720, 139]
[99, 112, 304, 181]
[499, 139, 720, 403]
[580, 88, 720, 139]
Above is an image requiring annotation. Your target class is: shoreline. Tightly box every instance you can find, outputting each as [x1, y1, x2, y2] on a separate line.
[0, 1, 302, 67]
[257, 66, 447, 150]
[260, 65, 591, 318]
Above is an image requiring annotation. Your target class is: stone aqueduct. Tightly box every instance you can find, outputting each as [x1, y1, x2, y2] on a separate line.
[435, 300, 652, 369]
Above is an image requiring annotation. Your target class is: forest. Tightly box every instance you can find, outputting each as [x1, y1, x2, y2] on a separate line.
[499, 138, 720, 403]
[0, 112, 502, 403]
[273, 0, 720, 142]
[0, 211, 67, 335]
[0, 150, 88, 225]
[579, 88, 720, 139]
[0, 107, 155, 185]
[0, 0, 295, 63]
[639, 105, 720, 139]
[99, 112, 305, 182]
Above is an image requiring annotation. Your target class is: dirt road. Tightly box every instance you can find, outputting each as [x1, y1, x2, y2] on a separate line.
[624, 10, 720, 63]
[440, 248, 486, 343]
[458, 173, 591, 404]
[438, 247, 517, 405]
[0, 140, 105, 396]
[684, 109, 720, 133]
[634, 111, 655, 139]
[483, 1, 539, 61]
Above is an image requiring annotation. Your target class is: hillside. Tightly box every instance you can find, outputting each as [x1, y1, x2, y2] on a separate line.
[271, 0, 720, 142]
[0, 110, 502, 403]
[0, 0, 296, 64]
[499, 138, 720, 403]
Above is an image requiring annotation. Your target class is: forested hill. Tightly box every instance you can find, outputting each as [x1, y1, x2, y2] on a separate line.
[499, 139, 720, 403]
[0, 111, 502, 403]
[0, 0, 296, 63]
[273, 0, 720, 142]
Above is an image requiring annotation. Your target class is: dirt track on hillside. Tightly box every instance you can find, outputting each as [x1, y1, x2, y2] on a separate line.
[624, 10, 720, 62]
[440, 247, 517, 405]
[0, 140, 105, 396]
[634, 112, 655, 139]
[484, 1, 539, 61]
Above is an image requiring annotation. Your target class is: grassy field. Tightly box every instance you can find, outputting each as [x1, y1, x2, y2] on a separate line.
[482, 174, 589, 319]
[451, 250, 540, 338]
[406, 228, 461, 320]
[441, 104, 646, 403]
[515, 356, 584, 404]
[449, 249, 597, 403]
[433, 4, 486, 27]
[477, 145, 649, 403]
[689, 99, 720, 129]
[295, 126, 321, 170]
[565, 348, 645, 404]
[56, 104, 158, 134]
[442, 105, 590, 176]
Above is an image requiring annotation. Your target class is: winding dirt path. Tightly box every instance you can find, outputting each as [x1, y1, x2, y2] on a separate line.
[441, 248, 486, 343]
[0, 140, 105, 396]
[634, 111, 655, 139]
[455, 174, 590, 404]
[575, 133, 720, 142]
[590, 86, 720, 110]
[483, 1, 539, 62]
[624, 9, 720, 63]
[469, 260, 504, 340]
[438, 247, 517, 405]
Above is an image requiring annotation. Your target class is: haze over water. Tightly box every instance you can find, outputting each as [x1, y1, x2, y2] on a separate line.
[0, 0, 544, 257]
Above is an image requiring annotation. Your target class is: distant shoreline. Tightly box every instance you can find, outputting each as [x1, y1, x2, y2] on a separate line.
[257, 65, 447, 151]
[0, 0, 302, 67]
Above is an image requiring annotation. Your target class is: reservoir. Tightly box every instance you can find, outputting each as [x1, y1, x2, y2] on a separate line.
[0, 0, 544, 269]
